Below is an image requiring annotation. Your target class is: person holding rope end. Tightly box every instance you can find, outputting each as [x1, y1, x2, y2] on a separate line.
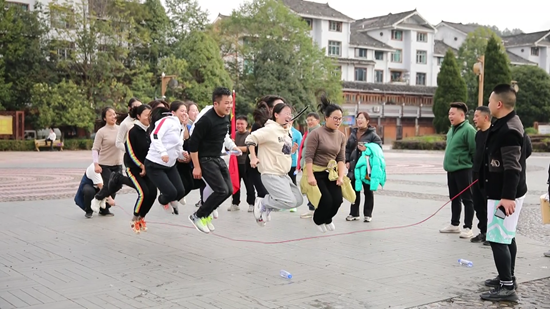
[480, 84, 530, 302]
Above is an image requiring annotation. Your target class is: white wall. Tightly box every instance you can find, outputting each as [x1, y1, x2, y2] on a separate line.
[434, 25, 466, 50]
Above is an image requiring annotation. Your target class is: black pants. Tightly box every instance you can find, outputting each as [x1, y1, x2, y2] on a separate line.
[313, 172, 343, 225]
[248, 165, 268, 198]
[176, 162, 194, 197]
[490, 238, 517, 282]
[288, 167, 297, 185]
[196, 157, 232, 218]
[145, 159, 185, 205]
[127, 168, 157, 217]
[349, 182, 374, 217]
[447, 168, 474, 229]
[82, 184, 99, 213]
[232, 163, 255, 206]
[472, 180, 487, 234]
[94, 165, 124, 212]
[45, 138, 54, 150]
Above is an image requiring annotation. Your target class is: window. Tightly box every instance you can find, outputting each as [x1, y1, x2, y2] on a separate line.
[328, 41, 341, 56]
[355, 67, 367, 82]
[390, 71, 402, 82]
[50, 7, 75, 29]
[5, 1, 29, 10]
[375, 70, 384, 83]
[356, 48, 367, 58]
[303, 18, 312, 29]
[416, 32, 428, 42]
[391, 30, 403, 41]
[391, 49, 402, 63]
[374, 51, 384, 60]
[55, 41, 75, 59]
[243, 59, 254, 74]
[531, 47, 539, 56]
[437, 57, 444, 66]
[333, 66, 342, 79]
[329, 21, 342, 32]
[416, 73, 427, 85]
[416, 50, 427, 64]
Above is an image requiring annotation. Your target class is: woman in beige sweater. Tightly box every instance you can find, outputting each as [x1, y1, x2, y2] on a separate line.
[90, 107, 125, 217]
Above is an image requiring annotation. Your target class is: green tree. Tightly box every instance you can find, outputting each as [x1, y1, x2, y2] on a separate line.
[30, 80, 95, 132]
[176, 31, 232, 107]
[216, 0, 342, 119]
[433, 49, 468, 133]
[140, 0, 170, 75]
[0, 0, 52, 110]
[512, 66, 550, 127]
[157, 55, 188, 101]
[457, 28, 503, 110]
[0, 59, 11, 110]
[166, 0, 208, 38]
[483, 36, 511, 104]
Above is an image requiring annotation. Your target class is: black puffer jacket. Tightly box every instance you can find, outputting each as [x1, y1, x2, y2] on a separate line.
[345, 126, 382, 180]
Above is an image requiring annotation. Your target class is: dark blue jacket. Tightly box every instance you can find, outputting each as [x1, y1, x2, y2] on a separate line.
[74, 174, 94, 211]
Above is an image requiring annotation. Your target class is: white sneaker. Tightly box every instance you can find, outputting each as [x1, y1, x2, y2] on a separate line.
[212, 209, 219, 219]
[248, 205, 254, 212]
[206, 216, 215, 232]
[188, 214, 210, 234]
[364, 216, 372, 222]
[265, 208, 272, 222]
[179, 197, 186, 206]
[300, 211, 314, 219]
[439, 224, 461, 233]
[317, 224, 327, 233]
[460, 228, 474, 239]
[227, 204, 240, 211]
[326, 222, 335, 231]
[253, 198, 266, 226]
[170, 201, 179, 215]
[90, 198, 101, 213]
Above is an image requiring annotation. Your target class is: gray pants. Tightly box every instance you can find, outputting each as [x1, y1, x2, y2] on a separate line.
[261, 174, 304, 210]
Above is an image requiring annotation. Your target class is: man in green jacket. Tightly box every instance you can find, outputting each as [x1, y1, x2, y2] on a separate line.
[440, 102, 477, 239]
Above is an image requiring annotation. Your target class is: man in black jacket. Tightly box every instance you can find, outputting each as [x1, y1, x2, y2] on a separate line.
[471, 106, 491, 245]
[479, 84, 527, 302]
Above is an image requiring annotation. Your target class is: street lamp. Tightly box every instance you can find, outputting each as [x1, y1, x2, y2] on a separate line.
[160, 72, 178, 99]
[473, 55, 485, 107]
[511, 80, 519, 92]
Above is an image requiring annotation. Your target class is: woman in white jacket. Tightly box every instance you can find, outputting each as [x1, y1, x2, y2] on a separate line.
[246, 103, 304, 226]
[145, 101, 189, 215]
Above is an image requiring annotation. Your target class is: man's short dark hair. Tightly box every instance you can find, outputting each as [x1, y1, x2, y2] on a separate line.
[236, 115, 248, 122]
[492, 84, 517, 109]
[450, 102, 468, 114]
[476, 106, 491, 115]
[212, 87, 231, 104]
[306, 112, 320, 120]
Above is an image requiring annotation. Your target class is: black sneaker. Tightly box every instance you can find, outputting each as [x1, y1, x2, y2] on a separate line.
[484, 276, 517, 289]
[483, 240, 490, 246]
[195, 200, 202, 207]
[85, 212, 93, 219]
[471, 233, 486, 243]
[480, 284, 518, 302]
[99, 209, 115, 217]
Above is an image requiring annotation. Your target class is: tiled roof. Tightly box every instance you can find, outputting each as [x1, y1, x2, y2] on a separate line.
[434, 40, 457, 56]
[353, 9, 416, 30]
[350, 30, 394, 50]
[506, 50, 538, 65]
[438, 21, 480, 34]
[502, 30, 550, 47]
[281, 0, 353, 21]
[343, 81, 437, 95]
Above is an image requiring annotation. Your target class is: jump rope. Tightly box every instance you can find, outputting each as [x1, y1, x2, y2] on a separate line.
[115, 176, 478, 245]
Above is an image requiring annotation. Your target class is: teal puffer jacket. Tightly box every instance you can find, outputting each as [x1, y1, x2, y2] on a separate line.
[354, 143, 386, 191]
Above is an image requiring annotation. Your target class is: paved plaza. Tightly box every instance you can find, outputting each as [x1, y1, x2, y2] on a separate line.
[0, 150, 549, 308]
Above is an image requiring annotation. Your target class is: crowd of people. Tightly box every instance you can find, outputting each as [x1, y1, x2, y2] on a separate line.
[74, 87, 387, 235]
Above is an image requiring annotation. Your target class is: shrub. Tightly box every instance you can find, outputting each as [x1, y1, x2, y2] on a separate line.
[525, 127, 538, 135]
[63, 139, 94, 150]
[0, 140, 35, 151]
[393, 140, 446, 150]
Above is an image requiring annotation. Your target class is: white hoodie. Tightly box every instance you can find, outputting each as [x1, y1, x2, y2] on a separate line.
[245, 120, 292, 175]
[146, 116, 184, 167]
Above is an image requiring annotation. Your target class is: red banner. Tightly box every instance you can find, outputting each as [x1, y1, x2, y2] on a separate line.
[229, 90, 240, 194]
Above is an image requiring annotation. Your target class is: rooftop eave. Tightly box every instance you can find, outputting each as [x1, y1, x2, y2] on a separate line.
[290, 11, 354, 23]
[533, 31, 550, 45]
[435, 22, 469, 35]
[342, 87, 436, 96]
[348, 43, 395, 52]
[511, 61, 538, 66]
[392, 11, 437, 32]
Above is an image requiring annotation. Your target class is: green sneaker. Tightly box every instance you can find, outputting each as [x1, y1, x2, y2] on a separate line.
[188, 213, 210, 234]
[289, 208, 297, 213]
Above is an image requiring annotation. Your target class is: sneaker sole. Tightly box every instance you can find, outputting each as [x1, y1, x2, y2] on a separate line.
[346, 217, 359, 221]
[188, 215, 210, 234]
[480, 294, 518, 302]
[460, 234, 474, 239]
[439, 230, 461, 233]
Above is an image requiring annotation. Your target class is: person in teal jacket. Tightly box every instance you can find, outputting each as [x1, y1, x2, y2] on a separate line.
[352, 142, 386, 222]
[439, 102, 477, 239]
[354, 143, 386, 192]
